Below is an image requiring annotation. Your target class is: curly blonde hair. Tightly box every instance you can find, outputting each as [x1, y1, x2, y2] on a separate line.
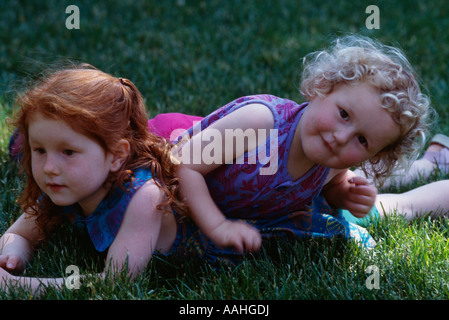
[300, 35, 433, 186]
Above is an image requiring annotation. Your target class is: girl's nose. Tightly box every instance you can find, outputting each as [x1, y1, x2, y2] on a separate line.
[334, 128, 352, 145]
[43, 155, 60, 175]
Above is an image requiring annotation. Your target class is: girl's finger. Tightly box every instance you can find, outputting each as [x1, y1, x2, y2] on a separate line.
[348, 176, 370, 185]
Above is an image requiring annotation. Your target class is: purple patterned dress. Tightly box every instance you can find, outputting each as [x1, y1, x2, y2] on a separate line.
[171, 95, 376, 254]
[178, 94, 330, 219]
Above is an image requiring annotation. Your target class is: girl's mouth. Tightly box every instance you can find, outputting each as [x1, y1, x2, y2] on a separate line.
[322, 137, 334, 153]
[47, 183, 65, 192]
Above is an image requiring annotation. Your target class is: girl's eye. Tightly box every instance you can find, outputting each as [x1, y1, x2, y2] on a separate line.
[358, 136, 368, 147]
[339, 108, 349, 120]
[34, 148, 46, 154]
[63, 150, 75, 156]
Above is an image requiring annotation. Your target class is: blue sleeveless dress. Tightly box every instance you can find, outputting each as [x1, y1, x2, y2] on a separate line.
[61, 168, 154, 252]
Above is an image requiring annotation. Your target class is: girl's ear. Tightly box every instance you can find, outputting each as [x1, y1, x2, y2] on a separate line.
[110, 139, 130, 172]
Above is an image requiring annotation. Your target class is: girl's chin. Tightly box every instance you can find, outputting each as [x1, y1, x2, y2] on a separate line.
[46, 195, 76, 207]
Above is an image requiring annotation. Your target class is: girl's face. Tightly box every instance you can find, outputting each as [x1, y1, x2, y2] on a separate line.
[299, 82, 401, 169]
[28, 113, 119, 216]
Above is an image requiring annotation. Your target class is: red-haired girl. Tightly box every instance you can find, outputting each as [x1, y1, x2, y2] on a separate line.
[0, 65, 184, 293]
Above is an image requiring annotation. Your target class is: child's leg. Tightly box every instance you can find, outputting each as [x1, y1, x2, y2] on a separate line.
[375, 180, 449, 220]
[353, 134, 449, 188]
[148, 113, 203, 141]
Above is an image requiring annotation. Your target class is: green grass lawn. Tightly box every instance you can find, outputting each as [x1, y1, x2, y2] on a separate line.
[1, 0, 449, 301]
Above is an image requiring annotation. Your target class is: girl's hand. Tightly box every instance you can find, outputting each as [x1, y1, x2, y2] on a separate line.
[343, 176, 377, 218]
[210, 220, 262, 253]
[0, 254, 26, 274]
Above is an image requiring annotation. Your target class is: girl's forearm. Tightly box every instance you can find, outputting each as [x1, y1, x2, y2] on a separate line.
[178, 166, 227, 237]
[322, 169, 354, 209]
[3, 272, 106, 296]
[0, 233, 34, 262]
[6, 274, 66, 295]
[186, 188, 227, 236]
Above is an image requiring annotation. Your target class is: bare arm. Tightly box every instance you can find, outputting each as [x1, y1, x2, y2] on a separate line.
[104, 180, 174, 279]
[0, 211, 66, 294]
[0, 180, 174, 295]
[323, 169, 377, 218]
[0, 211, 48, 273]
[175, 103, 274, 252]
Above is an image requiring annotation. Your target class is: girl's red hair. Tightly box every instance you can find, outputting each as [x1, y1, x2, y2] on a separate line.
[12, 64, 184, 241]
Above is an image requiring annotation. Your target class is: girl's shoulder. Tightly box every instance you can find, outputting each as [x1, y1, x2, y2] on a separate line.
[122, 168, 165, 213]
[201, 94, 306, 129]
[239, 95, 308, 123]
[128, 177, 164, 207]
[60, 167, 161, 252]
